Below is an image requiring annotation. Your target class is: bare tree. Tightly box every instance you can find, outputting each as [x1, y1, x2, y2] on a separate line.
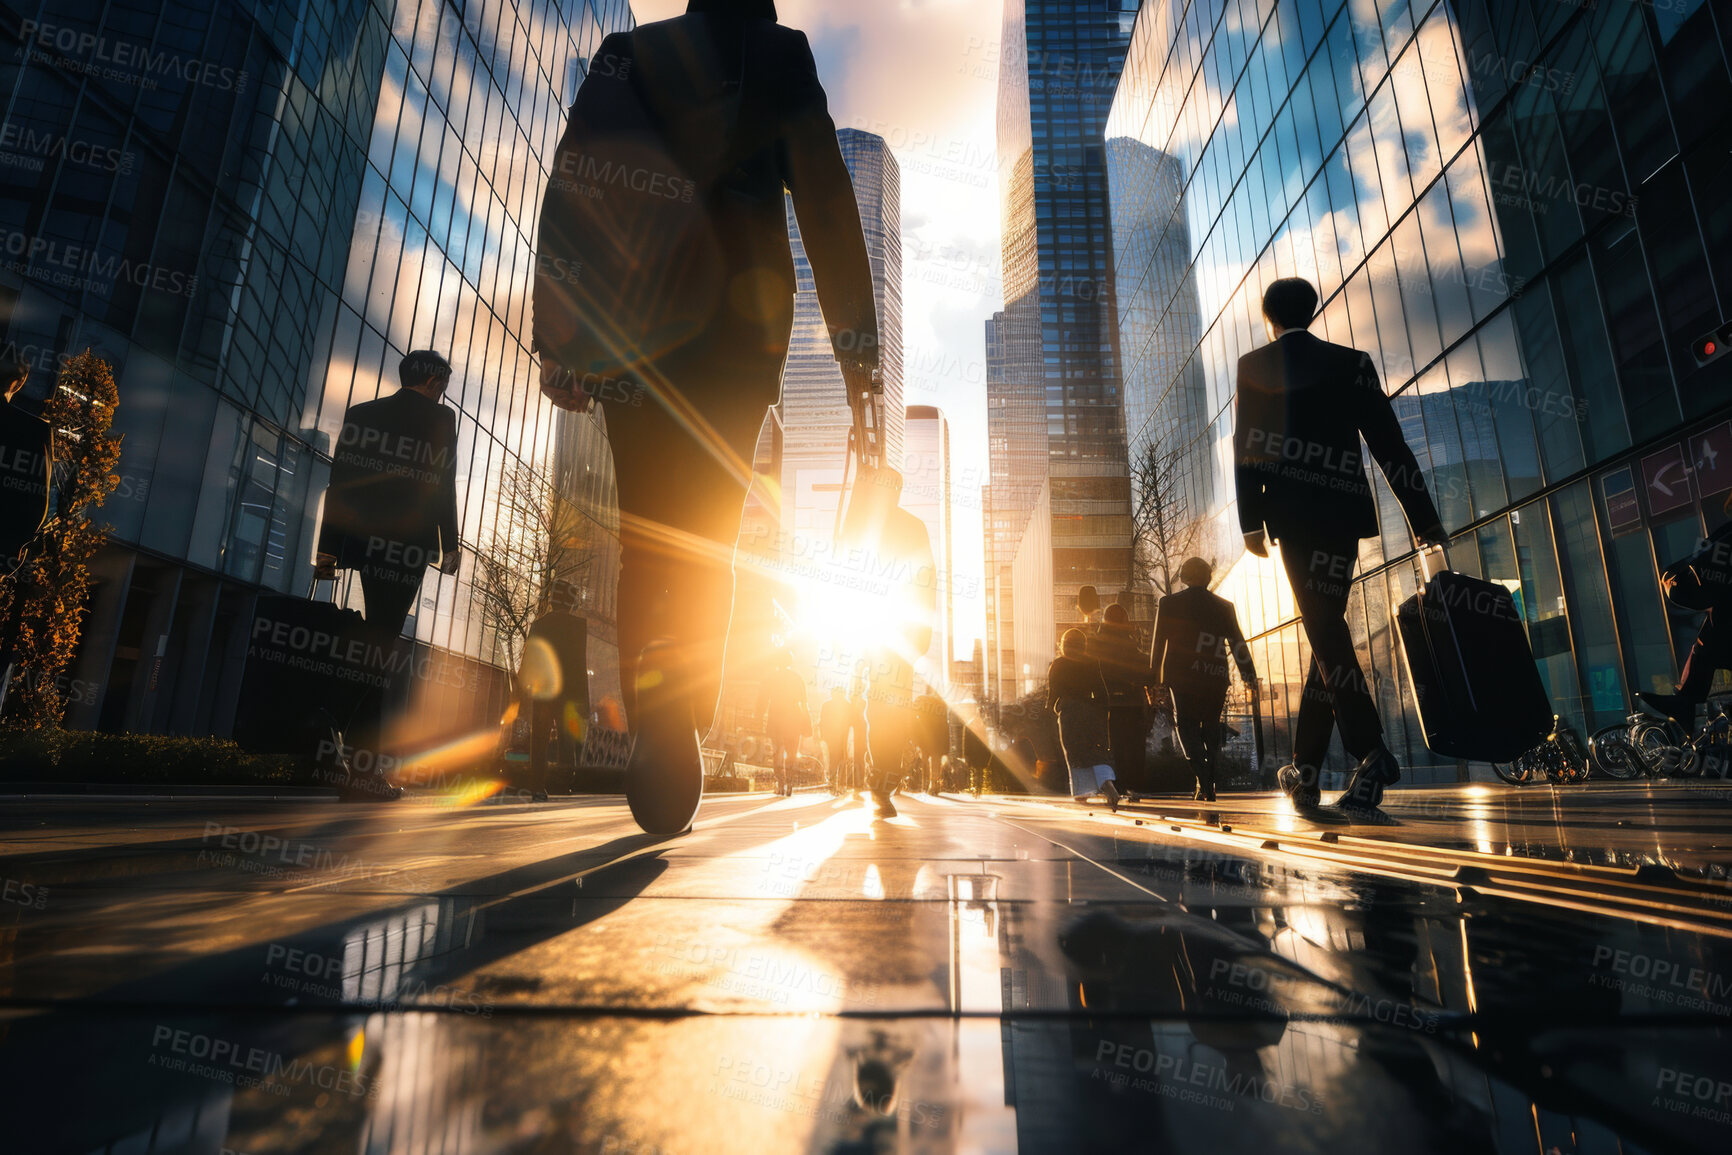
[469, 460, 595, 690]
[1130, 438, 1207, 599]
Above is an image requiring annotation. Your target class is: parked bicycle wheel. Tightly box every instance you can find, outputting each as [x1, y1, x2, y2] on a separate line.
[1631, 715, 1686, 777]
[1493, 754, 1543, 786]
[1589, 724, 1648, 779]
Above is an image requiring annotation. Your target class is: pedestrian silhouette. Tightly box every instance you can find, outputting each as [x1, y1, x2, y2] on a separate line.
[1091, 601, 1155, 795]
[315, 349, 461, 778]
[912, 689, 949, 793]
[859, 494, 936, 817]
[534, 0, 880, 835]
[1149, 557, 1256, 802]
[755, 648, 808, 796]
[524, 578, 591, 800]
[1643, 496, 1732, 725]
[1048, 628, 1119, 808]
[1234, 277, 1446, 812]
[845, 684, 870, 794]
[819, 685, 851, 791]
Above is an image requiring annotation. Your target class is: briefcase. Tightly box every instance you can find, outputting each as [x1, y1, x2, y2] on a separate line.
[232, 588, 376, 757]
[1395, 552, 1551, 762]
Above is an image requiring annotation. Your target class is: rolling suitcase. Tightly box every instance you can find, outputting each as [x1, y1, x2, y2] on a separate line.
[1396, 550, 1551, 762]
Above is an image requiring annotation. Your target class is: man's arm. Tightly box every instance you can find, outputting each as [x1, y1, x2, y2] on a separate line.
[780, 32, 879, 372]
[1147, 602, 1167, 685]
[317, 405, 362, 568]
[437, 409, 461, 572]
[1223, 604, 1257, 692]
[1232, 354, 1270, 555]
[1353, 352, 1446, 543]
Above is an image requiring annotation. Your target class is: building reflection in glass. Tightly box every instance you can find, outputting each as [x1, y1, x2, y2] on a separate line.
[1108, 0, 1732, 783]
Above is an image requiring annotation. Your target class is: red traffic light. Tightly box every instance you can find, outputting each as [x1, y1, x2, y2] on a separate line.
[1695, 323, 1732, 367]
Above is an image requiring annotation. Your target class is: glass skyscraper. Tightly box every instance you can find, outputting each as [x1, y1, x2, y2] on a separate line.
[983, 307, 1050, 700]
[903, 404, 955, 691]
[1108, 0, 1732, 780]
[994, 0, 1141, 673]
[778, 127, 903, 544]
[0, 0, 635, 738]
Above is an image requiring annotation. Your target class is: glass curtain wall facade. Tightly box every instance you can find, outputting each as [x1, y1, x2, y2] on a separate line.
[903, 404, 955, 691]
[996, 0, 1141, 644]
[0, 0, 635, 738]
[1108, 0, 1732, 780]
[983, 307, 1050, 700]
[778, 127, 904, 543]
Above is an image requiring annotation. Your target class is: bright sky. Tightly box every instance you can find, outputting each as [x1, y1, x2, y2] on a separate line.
[633, 0, 1005, 660]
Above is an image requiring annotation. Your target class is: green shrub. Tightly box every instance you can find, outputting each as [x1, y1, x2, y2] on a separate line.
[0, 729, 300, 785]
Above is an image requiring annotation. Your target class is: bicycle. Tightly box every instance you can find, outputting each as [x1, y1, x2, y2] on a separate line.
[1590, 697, 1732, 780]
[1493, 715, 1591, 785]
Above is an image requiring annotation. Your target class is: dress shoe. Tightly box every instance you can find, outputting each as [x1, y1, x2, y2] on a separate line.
[1336, 747, 1400, 813]
[1193, 781, 1217, 803]
[1101, 780, 1121, 811]
[1277, 763, 1321, 807]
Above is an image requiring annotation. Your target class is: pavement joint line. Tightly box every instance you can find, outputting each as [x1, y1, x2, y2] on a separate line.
[269, 792, 799, 896]
[7, 994, 1726, 1029]
[991, 791, 1729, 893]
[995, 795, 1732, 938]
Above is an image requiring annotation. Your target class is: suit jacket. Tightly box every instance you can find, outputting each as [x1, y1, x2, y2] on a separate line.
[527, 609, 589, 711]
[1234, 330, 1442, 543]
[318, 389, 459, 567]
[535, 8, 878, 384]
[1150, 585, 1256, 693]
[1091, 621, 1154, 709]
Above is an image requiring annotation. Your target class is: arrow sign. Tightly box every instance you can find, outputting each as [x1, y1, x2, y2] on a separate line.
[1690, 422, 1732, 496]
[1641, 443, 1692, 517]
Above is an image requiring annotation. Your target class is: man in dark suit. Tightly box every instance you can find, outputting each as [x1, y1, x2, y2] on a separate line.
[1235, 277, 1447, 812]
[1149, 558, 1256, 802]
[1642, 501, 1732, 725]
[525, 578, 590, 801]
[1092, 602, 1155, 795]
[535, 0, 879, 833]
[316, 349, 461, 761]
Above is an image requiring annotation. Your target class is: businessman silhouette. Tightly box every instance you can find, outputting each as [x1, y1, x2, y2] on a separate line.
[1149, 557, 1255, 802]
[316, 349, 461, 766]
[535, 0, 878, 834]
[1235, 278, 1446, 813]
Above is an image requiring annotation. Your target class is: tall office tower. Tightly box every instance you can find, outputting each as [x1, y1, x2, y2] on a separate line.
[0, 0, 636, 739]
[996, 0, 1139, 644]
[982, 309, 1047, 700]
[903, 405, 955, 692]
[1106, 136, 1210, 595]
[1107, 0, 1732, 778]
[778, 129, 903, 545]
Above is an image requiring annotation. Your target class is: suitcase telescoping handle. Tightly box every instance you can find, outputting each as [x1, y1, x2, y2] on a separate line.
[1413, 544, 1448, 587]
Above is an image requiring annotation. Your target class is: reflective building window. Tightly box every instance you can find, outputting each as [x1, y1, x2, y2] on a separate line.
[1108, 0, 1732, 776]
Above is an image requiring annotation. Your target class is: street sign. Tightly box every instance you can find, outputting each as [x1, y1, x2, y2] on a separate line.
[1601, 466, 1642, 537]
[1689, 422, 1732, 496]
[1640, 443, 1692, 517]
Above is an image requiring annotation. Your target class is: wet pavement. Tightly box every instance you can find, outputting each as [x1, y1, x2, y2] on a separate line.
[3, 785, 1731, 1153]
